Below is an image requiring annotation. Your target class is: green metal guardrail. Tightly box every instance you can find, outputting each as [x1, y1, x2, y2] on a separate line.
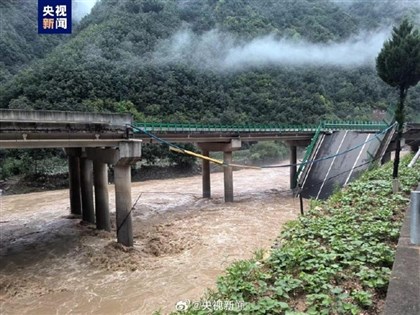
[133, 122, 318, 132]
[133, 120, 388, 188]
[133, 120, 387, 133]
[322, 121, 388, 131]
[133, 120, 389, 186]
[295, 122, 325, 187]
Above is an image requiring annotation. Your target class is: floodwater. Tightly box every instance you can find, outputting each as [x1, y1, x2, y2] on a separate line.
[0, 167, 303, 315]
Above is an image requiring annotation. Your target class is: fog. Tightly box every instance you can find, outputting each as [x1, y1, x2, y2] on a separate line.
[153, 28, 392, 71]
[73, 0, 99, 21]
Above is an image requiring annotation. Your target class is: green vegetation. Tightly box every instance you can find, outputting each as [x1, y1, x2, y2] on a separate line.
[249, 141, 289, 163]
[376, 19, 420, 178]
[1, 0, 419, 179]
[0, 149, 67, 180]
[0, 0, 65, 81]
[1, 0, 420, 123]
[166, 155, 419, 314]
[204, 141, 290, 167]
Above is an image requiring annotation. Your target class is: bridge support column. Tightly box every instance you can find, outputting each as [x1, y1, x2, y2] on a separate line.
[290, 145, 297, 189]
[115, 164, 133, 247]
[198, 140, 240, 203]
[202, 150, 211, 198]
[93, 161, 111, 231]
[86, 141, 141, 246]
[68, 152, 82, 215]
[224, 151, 234, 202]
[80, 157, 95, 224]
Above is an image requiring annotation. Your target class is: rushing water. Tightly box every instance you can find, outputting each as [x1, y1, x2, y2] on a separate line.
[0, 168, 302, 314]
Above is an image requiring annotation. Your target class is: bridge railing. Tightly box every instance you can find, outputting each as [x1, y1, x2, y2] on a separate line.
[133, 121, 387, 134]
[133, 122, 319, 133]
[323, 121, 388, 131]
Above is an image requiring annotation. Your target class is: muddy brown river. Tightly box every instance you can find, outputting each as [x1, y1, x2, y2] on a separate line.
[0, 167, 303, 314]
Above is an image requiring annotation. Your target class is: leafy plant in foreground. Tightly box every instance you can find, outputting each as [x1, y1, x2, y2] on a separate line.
[169, 155, 419, 314]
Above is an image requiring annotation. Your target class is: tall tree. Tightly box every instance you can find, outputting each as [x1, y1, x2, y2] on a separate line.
[376, 19, 420, 179]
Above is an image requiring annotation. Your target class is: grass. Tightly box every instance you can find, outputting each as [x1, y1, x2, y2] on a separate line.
[162, 154, 419, 315]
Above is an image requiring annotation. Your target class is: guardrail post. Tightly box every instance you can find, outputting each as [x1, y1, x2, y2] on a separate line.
[410, 190, 420, 245]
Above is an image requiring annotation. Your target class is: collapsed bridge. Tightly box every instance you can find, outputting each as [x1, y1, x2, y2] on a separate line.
[1, 109, 418, 246]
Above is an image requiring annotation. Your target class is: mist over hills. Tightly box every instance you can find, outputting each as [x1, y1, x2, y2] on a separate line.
[152, 28, 392, 70]
[1, 0, 419, 124]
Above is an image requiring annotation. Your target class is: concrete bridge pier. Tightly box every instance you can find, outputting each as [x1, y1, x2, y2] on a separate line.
[198, 140, 241, 202]
[202, 150, 211, 198]
[63, 140, 142, 246]
[66, 148, 82, 215]
[113, 141, 142, 246]
[286, 140, 310, 190]
[86, 141, 141, 246]
[223, 151, 234, 202]
[114, 164, 133, 246]
[93, 161, 111, 231]
[80, 155, 95, 224]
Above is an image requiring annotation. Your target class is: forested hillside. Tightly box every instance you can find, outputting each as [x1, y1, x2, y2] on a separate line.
[0, 0, 66, 82]
[1, 0, 419, 123]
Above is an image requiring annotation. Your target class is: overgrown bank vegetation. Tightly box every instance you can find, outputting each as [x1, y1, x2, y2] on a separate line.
[168, 155, 419, 315]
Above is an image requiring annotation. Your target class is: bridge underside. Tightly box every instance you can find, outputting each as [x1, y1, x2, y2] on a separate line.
[0, 121, 129, 149]
[299, 130, 385, 199]
[404, 123, 420, 150]
[0, 110, 142, 246]
[2, 110, 311, 246]
[134, 132, 313, 143]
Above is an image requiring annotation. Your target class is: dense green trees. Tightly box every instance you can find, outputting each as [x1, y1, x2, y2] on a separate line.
[376, 19, 420, 178]
[0, 0, 65, 81]
[1, 0, 420, 179]
[1, 0, 419, 125]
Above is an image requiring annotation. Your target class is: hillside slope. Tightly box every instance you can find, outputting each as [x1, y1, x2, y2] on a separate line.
[1, 0, 419, 123]
[0, 0, 66, 82]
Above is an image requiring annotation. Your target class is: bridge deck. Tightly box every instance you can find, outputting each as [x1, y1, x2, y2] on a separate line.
[132, 121, 387, 143]
[0, 109, 132, 125]
[300, 130, 384, 199]
[2, 109, 416, 150]
[0, 110, 132, 149]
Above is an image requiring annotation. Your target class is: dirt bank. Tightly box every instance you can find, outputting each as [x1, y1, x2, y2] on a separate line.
[0, 167, 303, 314]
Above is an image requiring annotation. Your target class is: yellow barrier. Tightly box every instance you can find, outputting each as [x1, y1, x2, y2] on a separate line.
[169, 147, 261, 170]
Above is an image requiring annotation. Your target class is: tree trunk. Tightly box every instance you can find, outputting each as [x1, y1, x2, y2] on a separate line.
[393, 87, 407, 179]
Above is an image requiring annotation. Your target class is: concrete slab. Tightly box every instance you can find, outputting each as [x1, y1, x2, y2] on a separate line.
[301, 131, 383, 199]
